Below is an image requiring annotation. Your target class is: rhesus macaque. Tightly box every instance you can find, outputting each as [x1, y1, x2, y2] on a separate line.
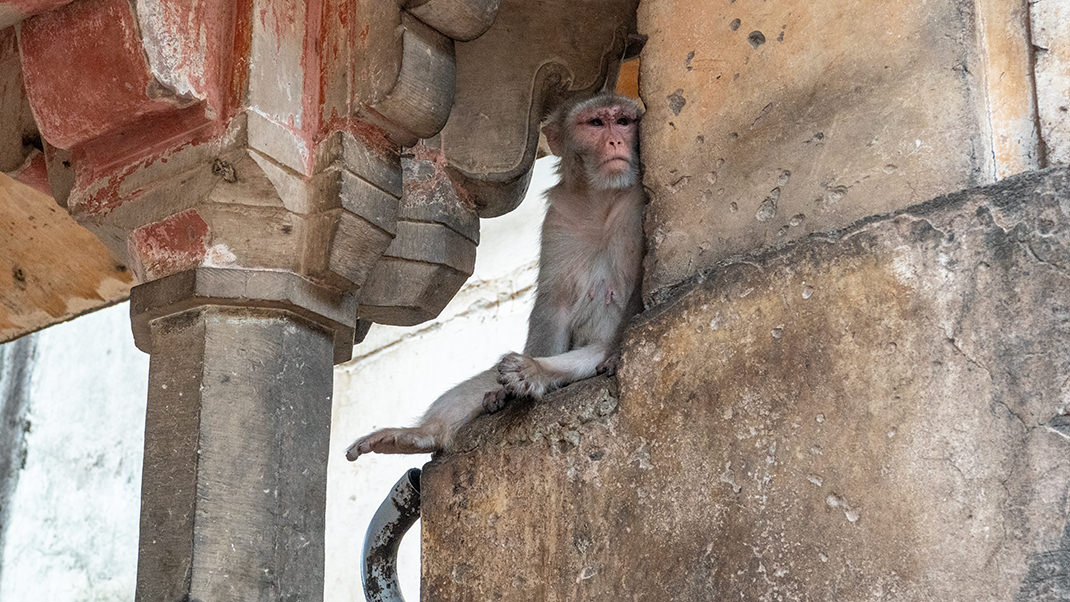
[347, 92, 644, 459]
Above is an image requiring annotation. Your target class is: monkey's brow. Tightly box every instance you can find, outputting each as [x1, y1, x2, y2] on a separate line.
[574, 108, 639, 122]
[568, 96, 642, 120]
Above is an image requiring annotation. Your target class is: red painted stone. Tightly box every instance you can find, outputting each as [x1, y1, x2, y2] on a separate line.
[18, 0, 188, 150]
[12, 151, 50, 195]
[128, 209, 211, 281]
[18, 0, 248, 218]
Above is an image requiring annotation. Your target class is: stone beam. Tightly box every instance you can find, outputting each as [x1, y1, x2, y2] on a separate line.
[423, 166, 1070, 601]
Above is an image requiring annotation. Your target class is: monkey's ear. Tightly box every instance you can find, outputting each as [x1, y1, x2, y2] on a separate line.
[542, 121, 564, 157]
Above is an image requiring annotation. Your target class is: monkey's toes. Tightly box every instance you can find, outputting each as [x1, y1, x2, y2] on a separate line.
[482, 388, 510, 413]
[345, 437, 370, 461]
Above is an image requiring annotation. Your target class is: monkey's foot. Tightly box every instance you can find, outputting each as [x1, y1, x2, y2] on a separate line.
[482, 388, 511, 414]
[346, 427, 439, 460]
[597, 352, 621, 376]
[496, 352, 550, 399]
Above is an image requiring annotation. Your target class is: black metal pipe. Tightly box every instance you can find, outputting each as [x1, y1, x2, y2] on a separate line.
[362, 468, 422, 602]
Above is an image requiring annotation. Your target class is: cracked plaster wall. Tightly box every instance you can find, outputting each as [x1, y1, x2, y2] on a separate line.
[638, 0, 1069, 299]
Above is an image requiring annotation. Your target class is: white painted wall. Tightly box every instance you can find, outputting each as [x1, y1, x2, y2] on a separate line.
[0, 157, 556, 601]
[0, 302, 147, 602]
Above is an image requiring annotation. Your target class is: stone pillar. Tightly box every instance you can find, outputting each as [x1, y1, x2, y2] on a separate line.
[138, 307, 334, 601]
[130, 269, 356, 601]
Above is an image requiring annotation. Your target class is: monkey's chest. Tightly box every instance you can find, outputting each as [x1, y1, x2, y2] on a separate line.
[550, 241, 637, 344]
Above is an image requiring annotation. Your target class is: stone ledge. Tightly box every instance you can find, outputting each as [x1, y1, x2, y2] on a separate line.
[648, 164, 1070, 308]
[447, 375, 620, 456]
[421, 165, 1070, 602]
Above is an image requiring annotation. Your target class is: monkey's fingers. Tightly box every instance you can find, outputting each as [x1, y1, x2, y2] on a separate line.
[596, 352, 621, 376]
[482, 388, 511, 414]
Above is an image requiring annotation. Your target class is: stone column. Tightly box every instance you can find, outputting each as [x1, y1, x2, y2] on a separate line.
[138, 308, 332, 600]
[130, 269, 358, 601]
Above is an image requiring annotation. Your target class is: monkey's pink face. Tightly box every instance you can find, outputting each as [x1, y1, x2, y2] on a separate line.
[573, 105, 639, 188]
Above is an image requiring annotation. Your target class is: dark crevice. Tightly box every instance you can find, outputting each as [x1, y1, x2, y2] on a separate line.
[0, 335, 38, 587]
[1024, 2, 1050, 168]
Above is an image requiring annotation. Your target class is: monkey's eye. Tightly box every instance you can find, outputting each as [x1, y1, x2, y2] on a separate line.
[588, 118, 604, 127]
[616, 117, 631, 126]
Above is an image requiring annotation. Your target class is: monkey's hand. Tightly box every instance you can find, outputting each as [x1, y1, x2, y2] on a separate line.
[496, 352, 550, 399]
[596, 352, 621, 376]
[482, 388, 511, 414]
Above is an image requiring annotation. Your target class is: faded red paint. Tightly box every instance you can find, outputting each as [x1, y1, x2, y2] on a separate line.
[301, 0, 327, 146]
[128, 208, 210, 281]
[19, 0, 248, 219]
[67, 105, 224, 217]
[229, 0, 254, 115]
[18, 0, 187, 149]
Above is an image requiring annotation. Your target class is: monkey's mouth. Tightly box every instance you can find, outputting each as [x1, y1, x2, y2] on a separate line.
[602, 157, 631, 169]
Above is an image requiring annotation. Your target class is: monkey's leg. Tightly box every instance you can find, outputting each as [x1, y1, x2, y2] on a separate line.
[346, 426, 442, 459]
[497, 345, 609, 399]
[346, 369, 499, 459]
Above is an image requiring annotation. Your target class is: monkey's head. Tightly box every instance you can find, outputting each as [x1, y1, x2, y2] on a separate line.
[544, 93, 642, 191]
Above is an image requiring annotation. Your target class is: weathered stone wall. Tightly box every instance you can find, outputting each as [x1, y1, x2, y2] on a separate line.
[420, 4, 1070, 600]
[638, 0, 1062, 298]
[423, 167, 1070, 600]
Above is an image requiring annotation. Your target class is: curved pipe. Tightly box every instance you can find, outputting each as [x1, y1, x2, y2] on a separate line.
[363, 468, 422, 602]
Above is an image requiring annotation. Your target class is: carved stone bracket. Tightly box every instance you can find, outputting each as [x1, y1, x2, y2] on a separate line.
[441, 0, 641, 217]
[15, 0, 641, 328]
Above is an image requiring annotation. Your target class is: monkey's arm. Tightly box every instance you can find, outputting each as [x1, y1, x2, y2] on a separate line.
[522, 291, 571, 357]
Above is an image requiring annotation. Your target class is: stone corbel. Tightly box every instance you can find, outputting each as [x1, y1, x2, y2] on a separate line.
[438, 0, 642, 217]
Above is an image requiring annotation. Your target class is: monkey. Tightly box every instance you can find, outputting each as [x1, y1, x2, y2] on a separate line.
[346, 92, 644, 459]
